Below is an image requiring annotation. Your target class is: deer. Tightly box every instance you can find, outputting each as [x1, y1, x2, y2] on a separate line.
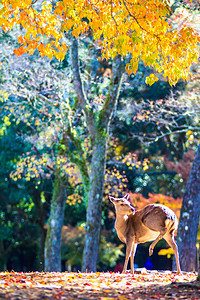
[109, 194, 181, 274]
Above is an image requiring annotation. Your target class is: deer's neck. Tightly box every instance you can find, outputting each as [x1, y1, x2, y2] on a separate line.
[115, 214, 128, 227]
[115, 214, 130, 243]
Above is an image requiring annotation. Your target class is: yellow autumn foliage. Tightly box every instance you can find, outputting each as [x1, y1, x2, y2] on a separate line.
[158, 247, 174, 258]
[0, 0, 199, 85]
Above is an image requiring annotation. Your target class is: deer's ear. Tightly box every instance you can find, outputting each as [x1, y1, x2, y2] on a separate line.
[124, 194, 130, 201]
[109, 196, 116, 203]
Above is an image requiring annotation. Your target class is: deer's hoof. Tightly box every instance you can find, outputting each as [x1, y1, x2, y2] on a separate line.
[149, 248, 153, 256]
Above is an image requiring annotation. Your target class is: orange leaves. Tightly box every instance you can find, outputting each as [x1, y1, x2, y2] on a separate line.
[0, 0, 199, 82]
[36, 41, 68, 61]
[17, 35, 24, 44]
[2, 0, 32, 10]
[0, 271, 198, 299]
[13, 46, 26, 57]
[1, 0, 67, 61]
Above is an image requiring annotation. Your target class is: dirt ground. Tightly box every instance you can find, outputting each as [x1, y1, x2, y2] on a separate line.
[0, 270, 199, 299]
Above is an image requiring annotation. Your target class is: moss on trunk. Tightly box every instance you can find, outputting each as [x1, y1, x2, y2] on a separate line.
[82, 135, 107, 272]
[44, 171, 68, 272]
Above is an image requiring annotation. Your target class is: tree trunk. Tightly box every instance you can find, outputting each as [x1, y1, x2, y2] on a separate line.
[197, 242, 200, 280]
[0, 240, 7, 271]
[82, 135, 107, 272]
[44, 171, 67, 272]
[38, 226, 46, 271]
[175, 145, 200, 272]
[31, 188, 47, 271]
[70, 36, 124, 272]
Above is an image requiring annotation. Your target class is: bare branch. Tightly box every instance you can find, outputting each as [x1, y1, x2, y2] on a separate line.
[99, 55, 124, 127]
[70, 35, 96, 143]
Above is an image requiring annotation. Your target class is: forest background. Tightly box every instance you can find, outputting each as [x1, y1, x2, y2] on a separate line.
[0, 0, 200, 275]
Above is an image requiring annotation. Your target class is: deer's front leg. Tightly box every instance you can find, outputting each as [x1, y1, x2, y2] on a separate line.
[130, 243, 137, 273]
[122, 237, 135, 273]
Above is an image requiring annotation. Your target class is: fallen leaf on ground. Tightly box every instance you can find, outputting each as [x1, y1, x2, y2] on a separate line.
[0, 271, 199, 299]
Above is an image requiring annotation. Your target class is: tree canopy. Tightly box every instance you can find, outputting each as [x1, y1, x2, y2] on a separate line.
[0, 0, 199, 85]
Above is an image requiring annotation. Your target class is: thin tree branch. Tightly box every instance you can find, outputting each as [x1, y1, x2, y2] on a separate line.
[132, 127, 200, 145]
[99, 55, 124, 127]
[122, 0, 161, 41]
[70, 35, 96, 143]
[111, 0, 118, 27]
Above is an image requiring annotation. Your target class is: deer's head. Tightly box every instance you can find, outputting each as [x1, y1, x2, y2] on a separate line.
[109, 194, 135, 216]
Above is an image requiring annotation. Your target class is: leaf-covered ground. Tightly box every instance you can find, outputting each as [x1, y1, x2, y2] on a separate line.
[0, 270, 199, 299]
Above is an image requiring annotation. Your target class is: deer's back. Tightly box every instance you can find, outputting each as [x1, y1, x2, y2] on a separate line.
[126, 204, 178, 243]
[140, 204, 178, 230]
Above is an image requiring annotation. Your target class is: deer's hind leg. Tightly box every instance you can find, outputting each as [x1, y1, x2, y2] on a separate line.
[149, 228, 168, 256]
[142, 209, 168, 256]
[164, 232, 181, 274]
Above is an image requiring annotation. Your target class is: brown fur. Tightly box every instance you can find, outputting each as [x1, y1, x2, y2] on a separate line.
[109, 194, 181, 274]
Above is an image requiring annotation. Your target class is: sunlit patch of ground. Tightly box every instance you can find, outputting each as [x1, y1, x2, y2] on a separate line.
[0, 270, 199, 299]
